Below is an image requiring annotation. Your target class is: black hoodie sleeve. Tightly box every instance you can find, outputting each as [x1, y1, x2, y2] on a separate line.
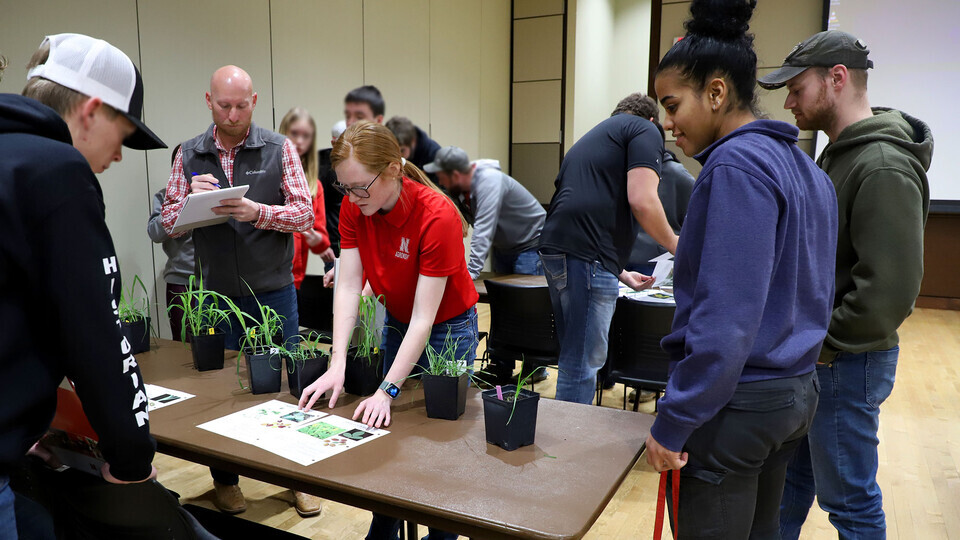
[35, 162, 156, 481]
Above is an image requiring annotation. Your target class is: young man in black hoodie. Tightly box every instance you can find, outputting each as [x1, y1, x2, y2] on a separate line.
[0, 33, 166, 534]
[760, 31, 933, 539]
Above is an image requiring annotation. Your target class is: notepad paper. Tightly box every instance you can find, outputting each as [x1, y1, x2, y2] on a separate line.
[171, 185, 250, 234]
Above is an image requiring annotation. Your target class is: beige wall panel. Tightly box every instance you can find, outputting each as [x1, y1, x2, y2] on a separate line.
[270, 0, 364, 141]
[514, 0, 565, 19]
[480, 0, 512, 168]
[611, 0, 652, 102]
[659, 1, 690, 61]
[570, 0, 613, 142]
[429, 0, 482, 157]
[512, 143, 561, 202]
[513, 16, 563, 82]
[563, 0, 578, 153]
[364, 0, 431, 129]
[138, 0, 274, 336]
[0, 0, 161, 322]
[752, 0, 822, 68]
[513, 80, 562, 143]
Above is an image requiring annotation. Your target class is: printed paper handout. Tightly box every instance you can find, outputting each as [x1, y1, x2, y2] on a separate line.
[197, 400, 389, 466]
[619, 286, 676, 304]
[145, 384, 195, 411]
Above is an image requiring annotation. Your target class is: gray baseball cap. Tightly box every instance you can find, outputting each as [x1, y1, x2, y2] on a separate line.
[423, 146, 470, 173]
[758, 30, 873, 90]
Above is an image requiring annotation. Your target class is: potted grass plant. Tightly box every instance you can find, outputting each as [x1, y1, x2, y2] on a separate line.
[237, 292, 285, 394]
[167, 273, 239, 371]
[481, 362, 544, 451]
[419, 329, 478, 420]
[284, 331, 330, 399]
[118, 274, 153, 355]
[343, 294, 384, 397]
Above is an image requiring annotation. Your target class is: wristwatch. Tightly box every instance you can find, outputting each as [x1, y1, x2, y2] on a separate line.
[379, 380, 401, 400]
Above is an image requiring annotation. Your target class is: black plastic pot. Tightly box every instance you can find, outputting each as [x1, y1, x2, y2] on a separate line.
[189, 331, 225, 371]
[287, 354, 329, 399]
[344, 348, 382, 397]
[422, 373, 469, 420]
[121, 317, 151, 355]
[481, 385, 540, 451]
[244, 348, 283, 394]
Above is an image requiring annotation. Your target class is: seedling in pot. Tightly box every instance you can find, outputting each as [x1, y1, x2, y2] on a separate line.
[236, 285, 286, 391]
[166, 272, 239, 341]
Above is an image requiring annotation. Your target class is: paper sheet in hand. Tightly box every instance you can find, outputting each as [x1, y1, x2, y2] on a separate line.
[198, 400, 389, 466]
[648, 253, 674, 288]
[171, 185, 249, 234]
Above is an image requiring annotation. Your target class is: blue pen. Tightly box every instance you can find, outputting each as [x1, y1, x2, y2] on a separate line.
[191, 172, 219, 188]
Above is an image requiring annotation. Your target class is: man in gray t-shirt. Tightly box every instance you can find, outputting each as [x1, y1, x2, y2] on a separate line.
[425, 146, 545, 279]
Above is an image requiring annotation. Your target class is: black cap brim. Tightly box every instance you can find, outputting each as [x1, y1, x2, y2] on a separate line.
[121, 66, 166, 150]
[122, 113, 167, 150]
[758, 65, 810, 90]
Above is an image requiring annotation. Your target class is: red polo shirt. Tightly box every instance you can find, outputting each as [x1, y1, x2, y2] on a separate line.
[339, 177, 478, 324]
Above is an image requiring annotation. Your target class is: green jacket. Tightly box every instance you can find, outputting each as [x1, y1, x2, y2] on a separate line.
[818, 108, 933, 361]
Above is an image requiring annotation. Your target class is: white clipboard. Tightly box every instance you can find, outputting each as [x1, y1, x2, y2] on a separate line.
[171, 185, 249, 234]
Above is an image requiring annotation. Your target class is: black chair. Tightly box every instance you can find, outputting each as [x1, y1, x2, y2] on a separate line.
[296, 275, 333, 343]
[598, 296, 675, 411]
[481, 280, 560, 387]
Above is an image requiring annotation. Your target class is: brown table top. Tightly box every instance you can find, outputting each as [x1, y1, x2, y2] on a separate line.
[474, 273, 548, 303]
[139, 340, 652, 540]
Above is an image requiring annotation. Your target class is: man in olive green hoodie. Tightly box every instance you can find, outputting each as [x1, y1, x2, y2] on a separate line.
[759, 31, 933, 539]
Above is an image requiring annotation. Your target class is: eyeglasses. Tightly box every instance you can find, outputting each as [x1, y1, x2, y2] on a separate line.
[333, 169, 383, 199]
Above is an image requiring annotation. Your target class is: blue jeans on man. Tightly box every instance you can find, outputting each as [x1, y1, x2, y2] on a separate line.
[491, 248, 543, 276]
[366, 307, 478, 540]
[0, 475, 15, 540]
[779, 347, 899, 540]
[212, 283, 300, 487]
[539, 252, 619, 404]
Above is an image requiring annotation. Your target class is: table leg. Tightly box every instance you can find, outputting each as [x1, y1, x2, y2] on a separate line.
[405, 520, 418, 540]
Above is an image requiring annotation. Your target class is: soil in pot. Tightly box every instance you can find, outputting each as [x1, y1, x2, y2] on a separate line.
[189, 330, 225, 371]
[244, 348, 283, 394]
[481, 385, 540, 451]
[287, 355, 329, 399]
[121, 317, 151, 355]
[343, 348, 382, 397]
[422, 373, 469, 420]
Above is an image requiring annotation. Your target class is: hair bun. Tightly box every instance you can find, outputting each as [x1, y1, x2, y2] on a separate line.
[685, 0, 757, 42]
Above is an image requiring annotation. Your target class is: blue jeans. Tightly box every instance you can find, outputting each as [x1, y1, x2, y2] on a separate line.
[218, 283, 300, 353]
[380, 307, 479, 378]
[780, 347, 898, 540]
[367, 307, 477, 540]
[491, 248, 544, 276]
[213, 283, 299, 487]
[0, 475, 16, 540]
[540, 252, 619, 404]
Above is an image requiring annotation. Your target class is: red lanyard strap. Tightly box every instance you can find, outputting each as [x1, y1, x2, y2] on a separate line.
[653, 470, 680, 539]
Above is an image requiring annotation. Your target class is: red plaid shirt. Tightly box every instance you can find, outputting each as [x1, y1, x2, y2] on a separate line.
[160, 126, 313, 236]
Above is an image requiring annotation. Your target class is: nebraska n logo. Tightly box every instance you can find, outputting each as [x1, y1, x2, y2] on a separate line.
[395, 237, 411, 260]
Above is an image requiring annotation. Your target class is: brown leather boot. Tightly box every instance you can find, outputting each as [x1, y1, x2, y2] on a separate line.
[213, 481, 247, 514]
[294, 491, 323, 517]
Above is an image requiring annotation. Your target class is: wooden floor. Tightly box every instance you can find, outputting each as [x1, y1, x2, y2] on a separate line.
[154, 307, 960, 539]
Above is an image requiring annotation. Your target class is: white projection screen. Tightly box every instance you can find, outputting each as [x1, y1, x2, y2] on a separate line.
[818, 0, 959, 205]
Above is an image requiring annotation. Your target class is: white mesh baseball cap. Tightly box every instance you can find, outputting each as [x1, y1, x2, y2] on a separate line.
[27, 33, 166, 150]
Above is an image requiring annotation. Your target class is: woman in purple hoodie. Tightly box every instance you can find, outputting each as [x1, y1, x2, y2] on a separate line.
[645, 0, 839, 537]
